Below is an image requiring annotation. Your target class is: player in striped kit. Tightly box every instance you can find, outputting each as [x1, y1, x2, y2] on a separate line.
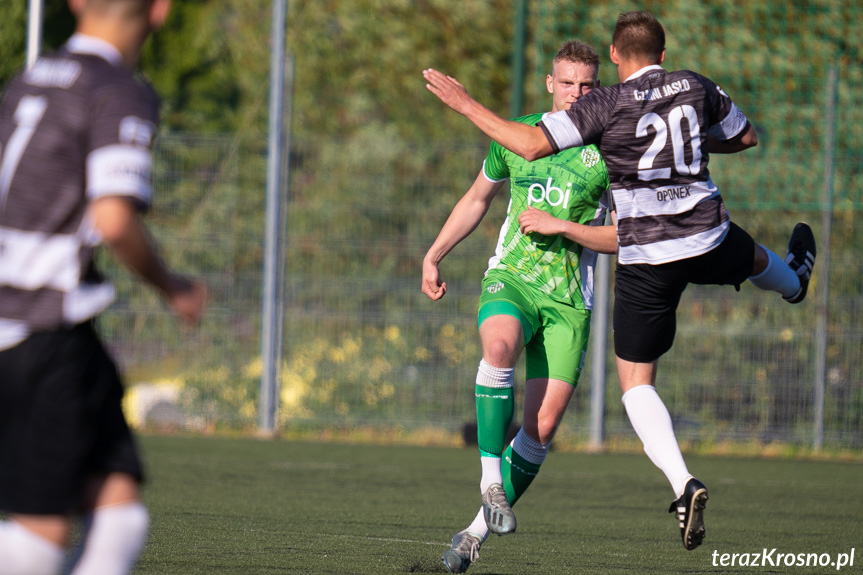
[423, 41, 617, 573]
[0, 1, 206, 573]
[424, 10, 815, 552]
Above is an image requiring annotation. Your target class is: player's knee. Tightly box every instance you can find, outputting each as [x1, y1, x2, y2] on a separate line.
[482, 340, 519, 367]
[751, 243, 769, 275]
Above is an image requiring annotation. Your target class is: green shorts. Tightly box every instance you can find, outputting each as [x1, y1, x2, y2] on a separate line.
[478, 269, 591, 385]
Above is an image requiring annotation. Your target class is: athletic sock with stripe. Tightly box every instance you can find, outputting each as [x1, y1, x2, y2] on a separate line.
[502, 428, 548, 505]
[475, 359, 515, 492]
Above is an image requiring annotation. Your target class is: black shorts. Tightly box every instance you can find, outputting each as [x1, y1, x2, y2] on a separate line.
[0, 322, 144, 515]
[613, 222, 756, 363]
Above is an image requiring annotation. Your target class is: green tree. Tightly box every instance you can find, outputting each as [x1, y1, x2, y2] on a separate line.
[0, 0, 27, 89]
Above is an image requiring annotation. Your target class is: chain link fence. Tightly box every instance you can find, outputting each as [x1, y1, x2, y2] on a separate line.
[102, 1, 862, 451]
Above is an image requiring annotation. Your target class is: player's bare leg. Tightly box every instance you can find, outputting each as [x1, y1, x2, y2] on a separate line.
[6, 515, 69, 547]
[523, 378, 574, 444]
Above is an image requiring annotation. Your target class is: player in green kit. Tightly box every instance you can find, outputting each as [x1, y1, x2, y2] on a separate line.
[422, 40, 618, 573]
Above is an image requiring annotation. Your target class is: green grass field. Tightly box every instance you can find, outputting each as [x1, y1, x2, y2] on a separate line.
[135, 435, 862, 574]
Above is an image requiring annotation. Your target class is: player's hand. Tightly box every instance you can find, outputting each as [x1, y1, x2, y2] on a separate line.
[423, 69, 474, 116]
[421, 260, 447, 301]
[165, 275, 208, 324]
[518, 207, 563, 237]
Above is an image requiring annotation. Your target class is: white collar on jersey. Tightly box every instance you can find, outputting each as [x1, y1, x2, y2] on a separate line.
[65, 33, 124, 67]
[624, 65, 664, 83]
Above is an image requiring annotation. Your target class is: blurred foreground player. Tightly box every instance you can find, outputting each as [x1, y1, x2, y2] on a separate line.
[0, 0, 206, 573]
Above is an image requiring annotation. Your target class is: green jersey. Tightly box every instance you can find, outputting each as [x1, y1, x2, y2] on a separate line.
[483, 112, 610, 309]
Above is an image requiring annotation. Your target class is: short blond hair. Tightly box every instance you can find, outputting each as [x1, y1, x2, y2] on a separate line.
[552, 40, 600, 72]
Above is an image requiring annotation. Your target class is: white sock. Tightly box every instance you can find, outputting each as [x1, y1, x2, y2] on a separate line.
[622, 385, 692, 498]
[0, 520, 65, 575]
[475, 359, 515, 389]
[465, 509, 490, 542]
[479, 456, 502, 493]
[511, 428, 549, 466]
[748, 246, 800, 298]
[68, 502, 150, 575]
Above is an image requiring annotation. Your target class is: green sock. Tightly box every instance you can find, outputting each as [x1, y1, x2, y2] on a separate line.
[502, 444, 542, 506]
[475, 384, 514, 457]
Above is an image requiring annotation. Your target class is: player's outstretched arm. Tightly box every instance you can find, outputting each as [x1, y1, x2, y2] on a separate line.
[518, 207, 618, 254]
[422, 173, 505, 301]
[89, 196, 207, 324]
[423, 68, 554, 161]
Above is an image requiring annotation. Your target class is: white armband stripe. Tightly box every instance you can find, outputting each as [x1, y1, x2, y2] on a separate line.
[87, 145, 153, 204]
[708, 103, 748, 140]
[541, 110, 585, 150]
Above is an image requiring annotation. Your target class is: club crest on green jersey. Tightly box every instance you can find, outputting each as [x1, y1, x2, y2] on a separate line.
[580, 147, 601, 168]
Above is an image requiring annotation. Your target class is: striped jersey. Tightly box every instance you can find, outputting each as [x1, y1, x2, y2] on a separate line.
[484, 113, 609, 310]
[538, 66, 749, 265]
[0, 34, 158, 350]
